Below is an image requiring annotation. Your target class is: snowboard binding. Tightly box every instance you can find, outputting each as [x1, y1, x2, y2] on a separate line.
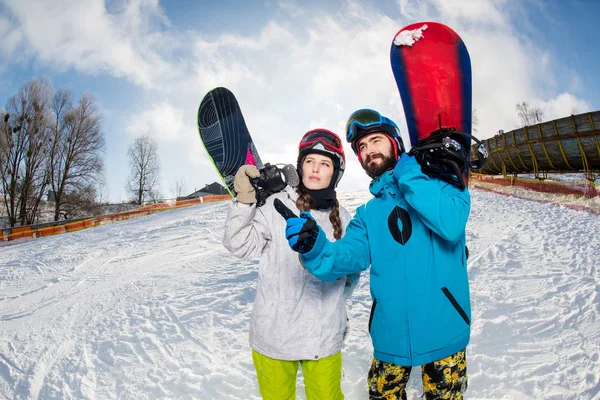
[409, 128, 488, 190]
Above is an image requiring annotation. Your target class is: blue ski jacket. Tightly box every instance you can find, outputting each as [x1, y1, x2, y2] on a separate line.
[301, 154, 471, 366]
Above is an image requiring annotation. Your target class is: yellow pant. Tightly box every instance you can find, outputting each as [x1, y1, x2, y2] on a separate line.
[252, 350, 344, 400]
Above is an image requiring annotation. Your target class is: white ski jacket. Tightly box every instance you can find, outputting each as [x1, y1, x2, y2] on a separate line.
[223, 186, 359, 361]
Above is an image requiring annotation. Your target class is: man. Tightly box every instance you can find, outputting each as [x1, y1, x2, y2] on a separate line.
[275, 109, 471, 399]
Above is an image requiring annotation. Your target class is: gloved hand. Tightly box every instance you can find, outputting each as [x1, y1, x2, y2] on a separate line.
[234, 165, 260, 204]
[273, 198, 320, 254]
[392, 152, 419, 182]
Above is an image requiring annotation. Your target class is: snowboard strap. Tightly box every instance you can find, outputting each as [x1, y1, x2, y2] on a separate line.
[409, 128, 488, 189]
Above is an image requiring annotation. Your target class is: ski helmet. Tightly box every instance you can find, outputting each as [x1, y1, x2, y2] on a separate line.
[345, 108, 404, 161]
[297, 129, 346, 189]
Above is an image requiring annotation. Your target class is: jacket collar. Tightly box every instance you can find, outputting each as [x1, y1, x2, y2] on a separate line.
[283, 185, 299, 201]
[282, 186, 330, 216]
[369, 170, 400, 198]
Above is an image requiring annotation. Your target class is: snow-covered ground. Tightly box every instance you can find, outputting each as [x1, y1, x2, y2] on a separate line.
[1, 189, 599, 399]
[518, 173, 588, 182]
[471, 180, 600, 215]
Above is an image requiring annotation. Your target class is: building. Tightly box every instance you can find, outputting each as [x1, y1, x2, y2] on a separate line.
[182, 182, 229, 199]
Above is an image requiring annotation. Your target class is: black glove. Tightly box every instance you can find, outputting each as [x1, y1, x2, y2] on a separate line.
[273, 198, 320, 254]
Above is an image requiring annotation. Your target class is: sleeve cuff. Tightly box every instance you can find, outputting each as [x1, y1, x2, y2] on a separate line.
[301, 228, 327, 262]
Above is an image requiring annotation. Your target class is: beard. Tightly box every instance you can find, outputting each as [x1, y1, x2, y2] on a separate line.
[361, 151, 397, 178]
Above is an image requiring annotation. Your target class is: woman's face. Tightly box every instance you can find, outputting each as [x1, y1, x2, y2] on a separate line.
[301, 153, 334, 190]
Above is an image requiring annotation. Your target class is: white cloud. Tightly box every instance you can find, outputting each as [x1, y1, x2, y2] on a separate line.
[434, 0, 509, 28]
[126, 102, 186, 141]
[276, 0, 306, 19]
[540, 93, 591, 120]
[0, 15, 22, 55]
[1, 0, 172, 88]
[397, 0, 431, 21]
[568, 70, 583, 93]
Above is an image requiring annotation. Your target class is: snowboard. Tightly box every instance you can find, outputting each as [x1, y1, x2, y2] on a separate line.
[197, 87, 263, 196]
[390, 22, 472, 184]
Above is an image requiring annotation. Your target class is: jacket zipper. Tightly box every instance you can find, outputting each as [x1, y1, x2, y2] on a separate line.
[405, 307, 411, 363]
[368, 299, 377, 334]
[441, 286, 470, 326]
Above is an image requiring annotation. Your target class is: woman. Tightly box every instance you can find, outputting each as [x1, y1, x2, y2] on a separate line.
[223, 129, 359, 400]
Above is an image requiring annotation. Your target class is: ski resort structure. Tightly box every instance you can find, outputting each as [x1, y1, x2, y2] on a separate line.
[474, 110, 600, 180]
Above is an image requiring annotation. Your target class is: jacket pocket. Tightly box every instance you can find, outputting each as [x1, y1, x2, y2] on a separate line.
[368, 298, 377, 334]
[369, 298, 409, 360]
[441, 287, 470, 326]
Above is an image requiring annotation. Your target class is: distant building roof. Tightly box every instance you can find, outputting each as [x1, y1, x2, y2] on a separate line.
[185, 182, 228, 198]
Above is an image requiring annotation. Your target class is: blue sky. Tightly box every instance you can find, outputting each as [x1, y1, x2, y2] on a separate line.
[1, 0, 598, 202]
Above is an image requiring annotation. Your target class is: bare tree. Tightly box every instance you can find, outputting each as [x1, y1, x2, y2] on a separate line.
[0, 112, 15, 223]
[516, 101, 545, 127]
[532, 108, 544, 124]
[126, 135, 160, 205]
[171, 178, 186, 199]
[0, 113, 8, 155]
[48, 90, 105, 221]
[516, 101, 532, 126]
[148, 188, 163, 203]
[472, 107, 479, 133]
[0, 78, 53, 226]
[0, 111, 26, 227]
[59, 183, 102, 219]
[96, 173, 109, 205]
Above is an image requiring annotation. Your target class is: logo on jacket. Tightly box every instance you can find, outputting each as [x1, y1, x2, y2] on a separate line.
[387, 206, 412, 245]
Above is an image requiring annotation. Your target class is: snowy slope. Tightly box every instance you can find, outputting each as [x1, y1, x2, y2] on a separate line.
[1, 189, 599, 399]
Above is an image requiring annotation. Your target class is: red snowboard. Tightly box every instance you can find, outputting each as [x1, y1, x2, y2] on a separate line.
[390, 22, 472, 147]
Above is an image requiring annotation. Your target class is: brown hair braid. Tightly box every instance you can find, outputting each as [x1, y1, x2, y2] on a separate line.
[296, 184, 342, 240]
[329, 199, 342, 240]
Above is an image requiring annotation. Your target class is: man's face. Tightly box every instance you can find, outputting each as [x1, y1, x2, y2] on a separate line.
[357, 133, 397, 178]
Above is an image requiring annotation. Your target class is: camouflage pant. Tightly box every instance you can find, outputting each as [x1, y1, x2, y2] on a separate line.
[368, 349, 467, 400]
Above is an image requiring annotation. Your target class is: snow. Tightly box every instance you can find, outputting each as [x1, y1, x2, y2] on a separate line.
[518, 173, 592, 183]
[472, 179, 600, 215]
[393, 24, 428, 47]
[1, 189, 599, 399]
